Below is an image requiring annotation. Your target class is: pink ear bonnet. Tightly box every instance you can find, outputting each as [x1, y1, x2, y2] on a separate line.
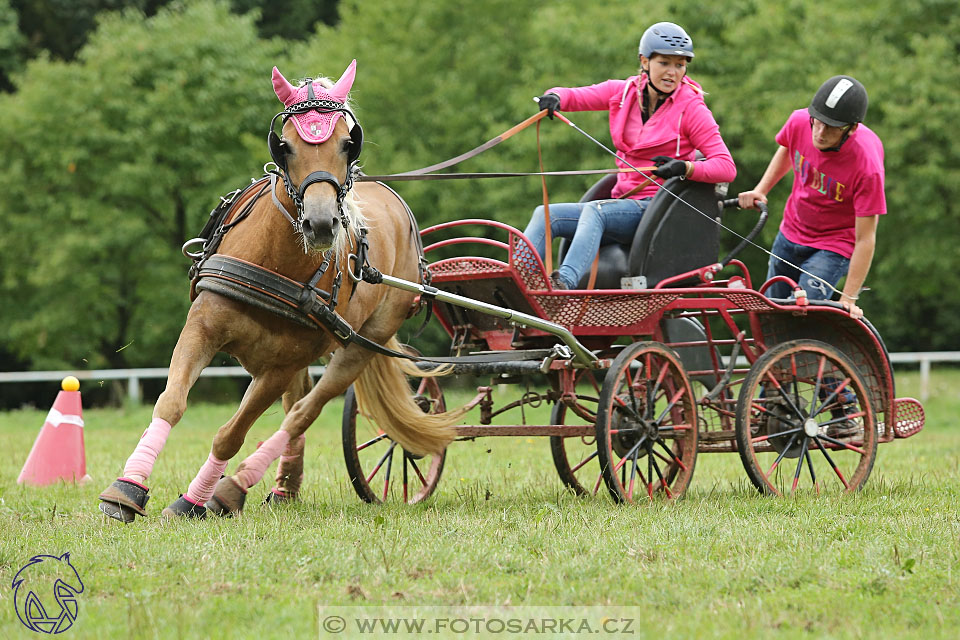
[272, 59, 356, 144]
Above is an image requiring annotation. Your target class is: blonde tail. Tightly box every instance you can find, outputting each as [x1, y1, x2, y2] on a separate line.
[353, 337, 464, 456]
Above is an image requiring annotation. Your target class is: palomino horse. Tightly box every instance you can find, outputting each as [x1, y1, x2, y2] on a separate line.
[98, 60, 458, 521]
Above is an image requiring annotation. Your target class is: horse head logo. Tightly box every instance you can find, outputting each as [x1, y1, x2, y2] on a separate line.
[12, 553, 84, 634]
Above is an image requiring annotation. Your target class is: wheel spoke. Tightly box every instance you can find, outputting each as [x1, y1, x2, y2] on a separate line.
[366, 441, 397, 484]
[812, 436, 850, 490]
[751, 426, 803, 444]
[812, 377, 852, 418]
[649, 446, 673, 498]
[766, 432, 799, 476]
[654, 386, 688, 424]
[804, 447, 818, 493]
[811, 355, 827, 412]
[407, 455, 428, 488]
[627, 447, 640, 500]
[570, 449, 599, 473]
[614, 395, 643, 423]
[402, 453, 410, 502]
[647, 360, 669, 413]
[789, 354, 801, 410]
[655, 438, 688, 471]
[356, 432, 390, 452]
[382, 446, 395, 501]
[819, 434, 867, 455]
[791, 437, 809, 492]
[612, 435, 648, 474]
[749, 400, 802, 428]
[764, 370, 806, 421]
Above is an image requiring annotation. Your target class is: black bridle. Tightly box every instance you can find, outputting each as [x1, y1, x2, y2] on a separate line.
[267, 95, 364, 233]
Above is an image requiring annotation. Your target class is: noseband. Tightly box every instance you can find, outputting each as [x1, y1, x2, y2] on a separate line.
[267, 97, 364, 233]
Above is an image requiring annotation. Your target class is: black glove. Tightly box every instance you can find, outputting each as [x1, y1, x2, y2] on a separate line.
[652, 155, 688, 179]
[536, 93, 560, 119]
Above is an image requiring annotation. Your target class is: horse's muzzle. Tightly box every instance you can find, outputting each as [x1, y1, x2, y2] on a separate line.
[300, 212, 338, 249]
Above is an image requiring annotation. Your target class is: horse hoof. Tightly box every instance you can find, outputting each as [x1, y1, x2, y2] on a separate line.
[262, 488, 297, 506]
[161, 496, 207, 519]
[205, 476, 247, 516]
[98, 478, 150, 524]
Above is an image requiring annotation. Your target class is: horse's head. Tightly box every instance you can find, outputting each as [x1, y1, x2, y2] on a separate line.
[270, 61, 365, 255]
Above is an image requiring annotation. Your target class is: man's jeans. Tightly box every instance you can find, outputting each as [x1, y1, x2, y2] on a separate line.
[522, 198, 650, 288]
[764, 231, 850, 301]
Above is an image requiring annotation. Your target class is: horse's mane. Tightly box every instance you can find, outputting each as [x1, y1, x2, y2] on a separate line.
[294, 75, 367, 260]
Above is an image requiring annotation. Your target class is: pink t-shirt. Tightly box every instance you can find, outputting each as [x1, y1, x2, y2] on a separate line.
[776, 109, 886, 258]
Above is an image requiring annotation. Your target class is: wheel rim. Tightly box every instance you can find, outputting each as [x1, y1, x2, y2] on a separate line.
[550, 369, 604, 497]
[735, 340, 877, 495]
[597, 343, 698, 503]
[342, 376, 446, 504]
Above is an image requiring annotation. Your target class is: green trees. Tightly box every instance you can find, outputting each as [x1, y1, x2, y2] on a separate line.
[0, 0, 956, 380]
[0, 2, 280, 369]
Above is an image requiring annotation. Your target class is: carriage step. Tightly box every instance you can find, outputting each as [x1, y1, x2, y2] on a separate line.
[889, 397, 925, 438]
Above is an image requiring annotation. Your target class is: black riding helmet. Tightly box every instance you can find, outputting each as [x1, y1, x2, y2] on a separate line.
[808, 75, 868, 127]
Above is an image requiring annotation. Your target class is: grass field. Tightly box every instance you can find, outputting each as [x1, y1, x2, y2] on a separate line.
[0, 370, 957, 639]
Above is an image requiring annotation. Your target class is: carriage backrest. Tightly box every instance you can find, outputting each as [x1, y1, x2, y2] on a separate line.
[560, 171, 723, 289]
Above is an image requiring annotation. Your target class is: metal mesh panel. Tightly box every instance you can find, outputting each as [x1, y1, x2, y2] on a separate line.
[718, 291, 777, 311]
[429, 257, 510, 278]
[510, 234, 548, 290]
[534, 293, 679, 328]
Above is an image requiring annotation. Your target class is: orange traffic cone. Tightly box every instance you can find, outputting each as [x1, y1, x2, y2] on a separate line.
[17, 376, 91, 486]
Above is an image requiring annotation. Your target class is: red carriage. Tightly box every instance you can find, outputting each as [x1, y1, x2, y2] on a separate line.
[344, 172, 925, 503]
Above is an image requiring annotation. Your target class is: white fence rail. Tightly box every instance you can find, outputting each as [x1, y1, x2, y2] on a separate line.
[0, 366, 325, 405]
[0, 352, 957, 403]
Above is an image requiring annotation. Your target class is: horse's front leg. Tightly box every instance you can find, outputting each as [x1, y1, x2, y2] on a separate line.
[98, 300, 223, 523]
[162, 366, 302, 519]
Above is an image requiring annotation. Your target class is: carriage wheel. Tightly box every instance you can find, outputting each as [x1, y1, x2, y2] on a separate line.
[550, 368, 605, 497]
[735, 339, 877, 496]
[341, 351, 446, 504]
[596, 342, 699, 503]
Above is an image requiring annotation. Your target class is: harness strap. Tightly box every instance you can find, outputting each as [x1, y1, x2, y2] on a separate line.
[194, 255, 418, 360]
[269, 172, 297, 226]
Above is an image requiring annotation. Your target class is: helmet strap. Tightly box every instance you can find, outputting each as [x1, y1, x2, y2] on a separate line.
[642, 67, 675, 97]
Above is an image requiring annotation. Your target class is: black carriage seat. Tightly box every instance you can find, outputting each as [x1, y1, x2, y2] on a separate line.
[558, 171, 726, 289]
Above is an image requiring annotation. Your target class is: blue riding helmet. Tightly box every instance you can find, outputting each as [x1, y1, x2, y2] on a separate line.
[639, 22, 695, 59]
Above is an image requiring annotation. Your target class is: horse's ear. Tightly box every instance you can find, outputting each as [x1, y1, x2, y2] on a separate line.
[272, 66, 297, 106]
[329, 59, 357, 103]
[59, 552, 71, 562]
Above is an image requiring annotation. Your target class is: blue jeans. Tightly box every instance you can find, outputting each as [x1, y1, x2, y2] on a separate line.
[522, 198, 650, 288]
[764, 231, 850, 301]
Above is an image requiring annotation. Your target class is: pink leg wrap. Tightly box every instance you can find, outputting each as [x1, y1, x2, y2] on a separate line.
[122, 418, 173, 480]
[234, 430, 291, 490]
[184, 452, 229, 505]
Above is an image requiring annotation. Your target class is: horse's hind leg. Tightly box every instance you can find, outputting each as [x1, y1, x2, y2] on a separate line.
[162, 366, 302, 519]
[266, 368, 312, 503]
[98, 305, 222, 523]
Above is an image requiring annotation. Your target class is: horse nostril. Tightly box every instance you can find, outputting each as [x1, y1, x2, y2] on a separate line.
[300, 218, 313, 237]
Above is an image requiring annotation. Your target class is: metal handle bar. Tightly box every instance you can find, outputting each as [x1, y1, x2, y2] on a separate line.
[377, 273, 599, 369]
[718, 200, 768, 267]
